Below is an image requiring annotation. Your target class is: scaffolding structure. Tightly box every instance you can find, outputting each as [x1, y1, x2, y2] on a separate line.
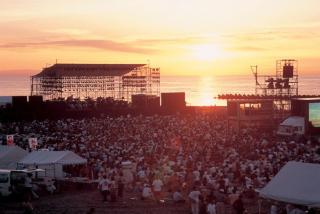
[31, 63, 160, 101]
[251, 59, 298, 120]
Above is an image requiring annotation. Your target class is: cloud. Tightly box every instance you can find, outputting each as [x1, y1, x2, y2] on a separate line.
[224, 27, 320, 42]
[0, 39, 157, 54]
[228, 46, 268, 52]
[132, 36, 210, 45]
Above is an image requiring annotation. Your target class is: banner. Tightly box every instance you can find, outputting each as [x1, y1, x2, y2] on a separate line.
[28, 138, 38, 150]
[6, 135, 14, 146]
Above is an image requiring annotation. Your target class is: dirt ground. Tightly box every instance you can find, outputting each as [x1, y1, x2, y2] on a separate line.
[1, 189, 268, 214]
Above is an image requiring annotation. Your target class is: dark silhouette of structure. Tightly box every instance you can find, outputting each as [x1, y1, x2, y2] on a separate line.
[222, 59, 300, 132]
[161, 92, 186, 112]
[31, 63, 160, 102]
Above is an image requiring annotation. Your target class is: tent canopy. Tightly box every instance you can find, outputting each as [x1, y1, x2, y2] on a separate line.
[260, 161, 320, 207]
[280, 116, 305, 127]
[0, 145, 28, 169]
[18, 151, 87, 165]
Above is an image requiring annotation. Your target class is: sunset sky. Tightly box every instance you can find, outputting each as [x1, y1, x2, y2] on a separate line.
[1, 0, 320, 76]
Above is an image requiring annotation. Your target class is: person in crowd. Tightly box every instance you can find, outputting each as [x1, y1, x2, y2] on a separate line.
[152, 177, 164, 201]
[233, 195, 245, 214]
[1, 112, 319, 212]
[188, 186, 201, 214]
[117, 172, 125, 199]
[109, 176, 117, 202]
[22, 199, 34, 214]
[207, 199, 216, 214]
[98, 175, 110, 202]
[173, 189, 185, 203]
[270, 204, 278, 214]
[289, 205, 305, 214]
[141, 184, 153, 200]
[24, 173, 39, 200]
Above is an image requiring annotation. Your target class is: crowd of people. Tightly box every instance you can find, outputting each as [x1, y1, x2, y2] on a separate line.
[1, 111, 320, 213]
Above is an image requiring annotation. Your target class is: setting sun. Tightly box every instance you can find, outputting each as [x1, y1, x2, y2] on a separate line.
[192, 44, 221, 61]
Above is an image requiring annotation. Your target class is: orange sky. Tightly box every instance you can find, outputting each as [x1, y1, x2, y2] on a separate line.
[0, 0, 320, 76]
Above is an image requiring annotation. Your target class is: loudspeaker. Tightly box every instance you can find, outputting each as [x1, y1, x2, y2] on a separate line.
[283, 65, 294, 78]
[29, 96, 43, 106]
[132, 94, 160, 109]
[161, 92, 186, 111]
[12, 96, 28, 108]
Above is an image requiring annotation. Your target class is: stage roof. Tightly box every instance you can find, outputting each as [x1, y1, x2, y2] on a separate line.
[33, 63, 147, 77]
[292, 97, 320, 101]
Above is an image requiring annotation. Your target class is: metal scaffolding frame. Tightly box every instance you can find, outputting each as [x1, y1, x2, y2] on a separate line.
[31, 63, 160, 102]
[251, 59, 299, 121]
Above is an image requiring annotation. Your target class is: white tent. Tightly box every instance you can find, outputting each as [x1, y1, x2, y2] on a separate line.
[0, 145, 28, 169]
[18, 151, 87, 178]
[259, 161, 320, 207]
[277, 116, 305, 136]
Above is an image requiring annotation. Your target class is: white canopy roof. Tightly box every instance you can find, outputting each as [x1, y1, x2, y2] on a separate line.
[18, 151, 87, 165]
[280, 116, 305, 127]
[260, 161, 320, 207]
[0, 145, 28, 169]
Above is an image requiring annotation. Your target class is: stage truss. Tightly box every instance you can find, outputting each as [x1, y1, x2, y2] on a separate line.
[31, 64, 160, 102]
[251, 59, 298, 120]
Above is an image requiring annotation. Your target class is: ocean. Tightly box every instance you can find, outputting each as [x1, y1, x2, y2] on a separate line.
[0, 74, 319, 106]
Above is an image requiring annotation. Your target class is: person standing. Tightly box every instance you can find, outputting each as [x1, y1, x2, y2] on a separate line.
[207, 199, 216, 214]
[141, 184, 153, 200]
[22, 199, 34, 214]
[24, 173, 39, 200]
[109, 176, 117, 202]
[233, 195, 245, 214]
[98, 175, 110, 202]
[270, 204, 278, 214]
[117, 172, 125, 199]
[152, 177, 163, 201]
[188, 186, 201, 214]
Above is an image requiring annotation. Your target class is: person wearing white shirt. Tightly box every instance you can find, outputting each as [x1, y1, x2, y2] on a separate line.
[98, 175, 110, 202]
[152, 178, 163, 200]
[193, 170, 200, 183]
[142, 184, 153, 200]
[207, 200, 216, 214]
[188, 187, 201, 214]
